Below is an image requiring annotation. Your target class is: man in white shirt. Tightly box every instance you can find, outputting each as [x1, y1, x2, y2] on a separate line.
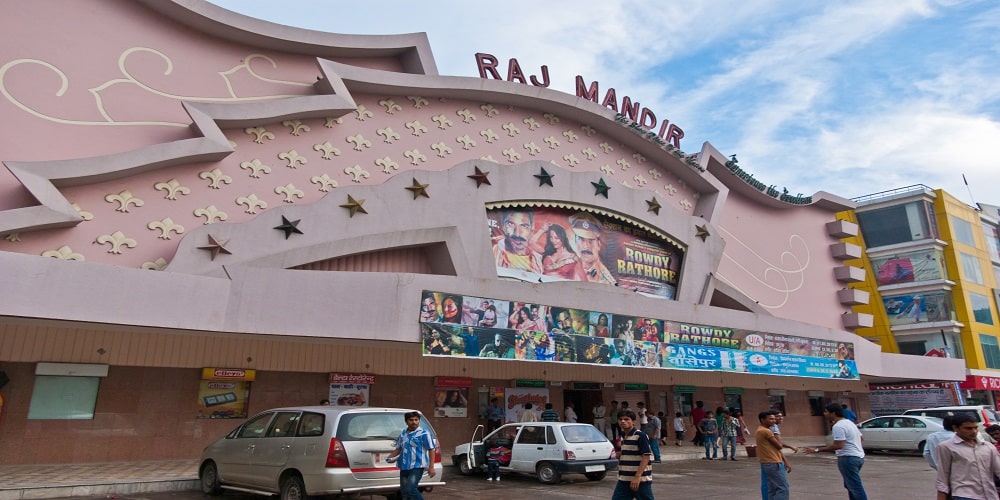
[592, 400, 607, 435]
[922, 415, 955, 470]
[565, 402, 578, 423]
[804, 403, 868, 500]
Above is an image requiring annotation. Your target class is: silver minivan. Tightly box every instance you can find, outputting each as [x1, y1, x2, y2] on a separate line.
[199, 406, 444, 500]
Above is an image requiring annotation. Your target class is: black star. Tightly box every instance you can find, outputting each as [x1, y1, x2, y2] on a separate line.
[468, 166, 492, 187]
[340, 195, 368, 217]
[405, 178, 430, 199]
[197, 234, 231, 261]
[274, 216, 303, 239]
[695, 224, 711, 242]
[534, 167, 555, 187]
[591, 178, 611, 198]
[646, 197, 662, 215]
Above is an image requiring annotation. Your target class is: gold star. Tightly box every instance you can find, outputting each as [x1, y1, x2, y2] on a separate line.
[468, 166, 492, 187]
[197, 234, 231, 260]
[646, 197, 662, 215]
[340, 195, 368, 217]
[695, 224, 710, 242]
[405, 178, 430, 199]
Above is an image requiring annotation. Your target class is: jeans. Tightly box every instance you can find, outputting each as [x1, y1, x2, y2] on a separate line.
[649, 435, 661, 461]
[486, 459, 500, 480]
[399, 468, 424, 500]
[612, 480, 655, 500]
[722, 435, 737, 459]
[760, 463, 789, 500]
[837, 455, 868, 500]
[703, 434, 718, 458]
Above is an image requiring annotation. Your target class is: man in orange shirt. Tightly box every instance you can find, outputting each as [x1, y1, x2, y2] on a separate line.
[755, 411, 790, 500]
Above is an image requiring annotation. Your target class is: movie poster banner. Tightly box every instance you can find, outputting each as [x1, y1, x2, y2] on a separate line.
[486, 205, 683, 299]
[504, 387, 549, 423]
[328, 373, 373, 407]
[883, 292, 954, 326]
[419, 290, 859, 380]
[871, 249, 947, 286]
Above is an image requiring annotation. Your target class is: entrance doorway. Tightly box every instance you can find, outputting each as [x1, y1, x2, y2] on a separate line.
[564, 389, 603, 424]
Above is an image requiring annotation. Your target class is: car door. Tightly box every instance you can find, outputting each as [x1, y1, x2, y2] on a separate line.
[218, 412, 274, 485]
[858, 417, 890, 449]
[510, 424, 551, 472]
[888, 416, 926, 450]
[247, 411, 301, 489]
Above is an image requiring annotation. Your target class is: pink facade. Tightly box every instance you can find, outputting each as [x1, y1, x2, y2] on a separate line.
[0, 0, 964, 464]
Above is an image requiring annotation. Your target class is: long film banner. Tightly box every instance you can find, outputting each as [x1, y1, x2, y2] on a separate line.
[420, 290, 858, 380]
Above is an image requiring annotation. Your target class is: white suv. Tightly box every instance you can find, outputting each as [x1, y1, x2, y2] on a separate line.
[199, 406, 444, 500]
[901, 405, 999, 441]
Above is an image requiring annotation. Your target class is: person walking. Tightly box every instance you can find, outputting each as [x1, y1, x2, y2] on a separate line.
[386, 411, 437, 500]
[613, 410, 654, 500]
[541, 403, 560, 422]
[691, 401, 706, 446]
[672, 412, 686, 446]
[922, 415, 955, 470]
[647, 410, 662, 463]
[721, 410, 739, 461]
[804, 403, 867, 500]
[755, 411, 790, 500]
[699, 411, 719, 460]
[932, 412, 1000, 500]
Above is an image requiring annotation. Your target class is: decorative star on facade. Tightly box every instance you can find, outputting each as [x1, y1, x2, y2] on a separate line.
[646, 197, 662, 215]
[274, 215, 303, 239]
[340, 195, 368, 217]
[592, 178, 611, 198]
[534, 167, 555, 187]
[695, 224, 711, 242]
[197, 234, 231, 260]
[405, 178, 430, 199]
[468, 166, 492, 187]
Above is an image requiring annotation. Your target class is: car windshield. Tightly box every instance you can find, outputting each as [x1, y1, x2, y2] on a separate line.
[560, 424, 609, 443]
[336, 412, 434, 441]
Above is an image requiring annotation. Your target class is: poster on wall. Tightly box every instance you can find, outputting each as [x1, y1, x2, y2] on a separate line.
[419, 291, 860, 380]
[504, 387, 549, 423]
[871, 249, 946, 286]
[486, 205, 683, 299]
[434, 377, 472, 417]
[883, 292, 953, 325]
[197, 368, 254, 419]
[328, 373, 374, 407]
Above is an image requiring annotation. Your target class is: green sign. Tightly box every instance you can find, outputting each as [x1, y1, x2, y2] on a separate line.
[724, 387, 744, 395]
[624, 383, 649, 391]
[515, 379, 546, 388]
[673, 385, 697, 393]
[574, 382, 600, 390]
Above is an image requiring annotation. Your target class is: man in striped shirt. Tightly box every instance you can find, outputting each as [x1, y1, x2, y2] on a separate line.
[387, 411, 437, 500]
[614, 410, 654, 500]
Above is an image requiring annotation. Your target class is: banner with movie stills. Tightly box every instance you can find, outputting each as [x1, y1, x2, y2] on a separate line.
[487, 205, 683, 299]
[419, 290, 858, 380]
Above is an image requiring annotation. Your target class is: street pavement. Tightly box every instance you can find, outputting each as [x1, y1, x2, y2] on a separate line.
[48, 451, 938, 500]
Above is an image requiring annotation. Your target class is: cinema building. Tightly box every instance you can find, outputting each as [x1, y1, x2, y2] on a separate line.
[0, 0, 965, 464]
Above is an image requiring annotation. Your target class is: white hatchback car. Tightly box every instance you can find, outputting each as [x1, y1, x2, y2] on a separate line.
[453, 422, 618, 484]
[198, 406, 444, 500]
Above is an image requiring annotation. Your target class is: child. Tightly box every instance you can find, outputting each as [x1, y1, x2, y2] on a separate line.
[673, 412, 686, 446]
[486, 441, 504, 482]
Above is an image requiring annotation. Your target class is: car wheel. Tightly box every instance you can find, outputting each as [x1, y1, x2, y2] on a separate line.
[457, 455, 476, 476]
[917, 440, 926, 453]
[584, 471, 607, 481]
[280, 475, 307, 500]
[537, 462, 561, 484]
[199, 461, 222, 496]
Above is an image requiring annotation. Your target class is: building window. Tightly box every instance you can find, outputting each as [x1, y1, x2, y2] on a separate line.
[27, 375, 100, 420]
[767, 395, 785, 414]
[961, 252, 985, 285]
[982, 222, 1000, 262]
[952, 216, 976, 246]
[808, 397, 825, 416]
[970, 292, 994, 325]
[980, 334, 1000, 369]
[897, 341, 927, 355]
[857, 201, 936, 248]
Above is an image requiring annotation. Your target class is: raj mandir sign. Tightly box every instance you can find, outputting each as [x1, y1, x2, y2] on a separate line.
[475, 53, 684, 149]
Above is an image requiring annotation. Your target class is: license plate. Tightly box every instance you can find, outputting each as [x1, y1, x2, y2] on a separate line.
[373, 452, 394, 467]
[585, 465, 604, 472]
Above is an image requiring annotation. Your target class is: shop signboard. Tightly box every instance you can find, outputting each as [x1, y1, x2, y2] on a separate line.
[868, 383, 956, 415]
[328, 372, 374, 407]
[504, 387, 549, 423]
[959, 375, 1000, 391]
[419, 290, 859, 380]
[624, 384, 649, 391]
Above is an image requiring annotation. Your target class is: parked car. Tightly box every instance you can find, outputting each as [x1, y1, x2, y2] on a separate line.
[902, 405, 999, 441]
[452, 422, 617, 484]
[198, 406, 444, 500]
[825, 415, 943, 453]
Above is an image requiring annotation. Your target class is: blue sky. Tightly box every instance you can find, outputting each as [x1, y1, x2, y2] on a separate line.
[208, 0, 1000, 203]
